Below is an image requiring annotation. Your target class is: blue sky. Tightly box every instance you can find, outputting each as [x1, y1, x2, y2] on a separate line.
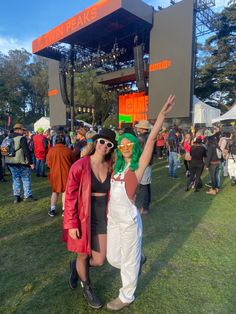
[0, 0, 228, 55]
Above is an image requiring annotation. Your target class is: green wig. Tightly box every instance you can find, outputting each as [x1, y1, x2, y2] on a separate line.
[114, 133, 142, 174]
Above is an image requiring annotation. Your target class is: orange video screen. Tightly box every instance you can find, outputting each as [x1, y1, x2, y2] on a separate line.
[119, 92, 148, 127]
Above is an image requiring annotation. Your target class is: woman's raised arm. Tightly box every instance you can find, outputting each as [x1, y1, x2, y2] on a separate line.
[135, 94, 175, 181]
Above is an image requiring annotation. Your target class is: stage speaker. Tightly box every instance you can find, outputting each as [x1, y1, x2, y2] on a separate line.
[134, 44, 146, 92]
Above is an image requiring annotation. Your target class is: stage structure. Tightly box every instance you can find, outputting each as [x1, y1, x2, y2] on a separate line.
[32, 0, 217, 128]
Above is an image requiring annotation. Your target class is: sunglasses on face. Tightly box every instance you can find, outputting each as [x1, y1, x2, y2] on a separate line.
[117, 142, 134, 151]
[97, 138, 114, 149]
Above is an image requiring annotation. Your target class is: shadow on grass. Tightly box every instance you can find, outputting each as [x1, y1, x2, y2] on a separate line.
[135, 161, 216, 301]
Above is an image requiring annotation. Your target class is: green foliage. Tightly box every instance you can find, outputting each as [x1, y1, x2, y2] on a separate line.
[102, 114, 118, 128]
[0, 50, 48, 128]
[73, 70, 117, 124]
[195, 4, 236, 111]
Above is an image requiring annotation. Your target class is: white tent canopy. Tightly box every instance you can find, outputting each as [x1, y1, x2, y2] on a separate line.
[34, 117, 50, 132]
[212, 104, 236, 124]
[192, 96, 221, 127]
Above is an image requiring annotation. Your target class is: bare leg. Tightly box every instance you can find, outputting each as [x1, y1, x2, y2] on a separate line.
[51, 192, 59, 207]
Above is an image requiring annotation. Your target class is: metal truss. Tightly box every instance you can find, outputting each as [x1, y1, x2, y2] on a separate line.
[196, 0, 218, 37]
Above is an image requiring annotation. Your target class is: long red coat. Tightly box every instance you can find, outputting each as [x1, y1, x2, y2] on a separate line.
[46, 144, 75, 192]
[63, 156, 93, 255]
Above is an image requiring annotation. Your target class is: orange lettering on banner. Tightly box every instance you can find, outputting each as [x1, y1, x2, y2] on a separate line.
[149, 59, 172, 72]
[32, 0, 119, 54]
[48, 89, 59, 97]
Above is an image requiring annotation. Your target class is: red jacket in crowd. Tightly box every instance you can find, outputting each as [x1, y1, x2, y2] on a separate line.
[33, 134, 48, 160]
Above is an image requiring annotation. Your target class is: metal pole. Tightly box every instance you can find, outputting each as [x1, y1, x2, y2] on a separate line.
[70, 45, 75, 131]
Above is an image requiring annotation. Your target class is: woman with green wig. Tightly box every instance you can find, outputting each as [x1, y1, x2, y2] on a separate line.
[106, 95, 175, 311]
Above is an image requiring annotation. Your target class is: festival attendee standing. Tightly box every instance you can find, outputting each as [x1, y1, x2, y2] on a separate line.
[167, 129, 179, 178]
[106, 95, 175, 311]
[183, 133, 192, 176]
[33, 128, 48, 177]
[227, 131, 236, 185]
[63, 129, 117, 309]
[185, 137, 206, 192]
[205, 136, 221, 195]
[47, 134, 75, 217]
[135, 120, 154, 215]
[156, 132, 165, 159]
[5, 124, 35, 203]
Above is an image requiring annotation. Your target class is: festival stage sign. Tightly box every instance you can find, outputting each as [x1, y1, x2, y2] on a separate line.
[148, 0, 195, 119]
[32, 0, 153, 55]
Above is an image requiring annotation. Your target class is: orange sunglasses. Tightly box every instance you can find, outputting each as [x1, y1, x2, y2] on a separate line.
[117, 142, 134, 151]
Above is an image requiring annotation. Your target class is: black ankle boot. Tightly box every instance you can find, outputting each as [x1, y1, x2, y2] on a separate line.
[81, 281, 102, 309]
[69, 259, 78, 289]
[14, 196, 22, 204]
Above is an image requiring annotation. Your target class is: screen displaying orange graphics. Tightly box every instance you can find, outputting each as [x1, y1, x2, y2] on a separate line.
[119, 92, 148, 126]
[32, 0, 122, 54]
[48, 89, 59, 97]
[149, 59, 172, 72]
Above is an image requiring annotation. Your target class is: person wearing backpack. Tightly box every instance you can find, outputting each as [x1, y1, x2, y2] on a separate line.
[227, 131, 236, 186]
[5, 124, 36, 203]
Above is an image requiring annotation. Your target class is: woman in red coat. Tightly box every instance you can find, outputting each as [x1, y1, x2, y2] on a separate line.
[46, 134, 75, 217]
[63, 129, 117, 309]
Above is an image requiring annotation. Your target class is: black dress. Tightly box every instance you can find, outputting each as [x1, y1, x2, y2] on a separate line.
[90, 170, 110, 235]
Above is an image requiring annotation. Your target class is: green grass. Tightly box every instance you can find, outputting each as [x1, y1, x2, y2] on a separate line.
[0, 160, 236, 314]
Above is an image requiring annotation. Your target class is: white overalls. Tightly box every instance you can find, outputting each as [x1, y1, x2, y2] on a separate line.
[107, 168, 142, 304]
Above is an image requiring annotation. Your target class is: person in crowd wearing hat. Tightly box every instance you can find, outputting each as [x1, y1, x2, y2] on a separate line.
[106, 95, 175, 311]
[46, 133, 75, 217]
[185, 137, 206, 192]
[33, 128, 48, 177]
[5, 123, 35, 203]
[135, 120, 154, 215]
[63, 128, 117, 309]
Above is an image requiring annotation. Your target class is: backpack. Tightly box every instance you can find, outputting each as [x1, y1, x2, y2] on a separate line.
[229, 142, 236, 155]
[0, 137, 19, 157]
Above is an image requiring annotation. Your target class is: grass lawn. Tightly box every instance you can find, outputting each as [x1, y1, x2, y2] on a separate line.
[0, 159, 236, 314]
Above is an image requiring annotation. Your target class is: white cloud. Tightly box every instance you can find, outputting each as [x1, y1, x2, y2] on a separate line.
[0, 35, 32, 55]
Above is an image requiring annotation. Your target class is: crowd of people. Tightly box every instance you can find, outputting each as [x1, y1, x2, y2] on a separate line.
[1, 95, 236, 310]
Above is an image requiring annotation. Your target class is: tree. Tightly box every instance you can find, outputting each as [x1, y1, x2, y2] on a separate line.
[0, 49, 49, 128]
[195, 4, 236, 111]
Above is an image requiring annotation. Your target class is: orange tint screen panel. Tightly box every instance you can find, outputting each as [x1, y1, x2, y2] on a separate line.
[119, 92, 148, 126]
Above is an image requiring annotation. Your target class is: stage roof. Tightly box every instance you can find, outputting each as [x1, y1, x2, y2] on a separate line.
[32, 0, 153, 60]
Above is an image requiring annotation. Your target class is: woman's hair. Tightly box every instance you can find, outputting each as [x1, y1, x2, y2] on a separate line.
[114, 133, 142, 174]
[55, 133, 66, 145]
